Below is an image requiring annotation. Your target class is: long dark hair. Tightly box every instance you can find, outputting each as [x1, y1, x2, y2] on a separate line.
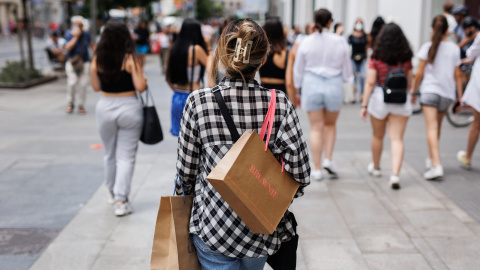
[370, 16, 385, 49]
[95, 20, 136, 82]
[263, 18, 286, 55]
[372, 23, 413, 65]
[428, 15, 448, 64]
[166, 18, 208, 85]
[314, 9, 332, 33]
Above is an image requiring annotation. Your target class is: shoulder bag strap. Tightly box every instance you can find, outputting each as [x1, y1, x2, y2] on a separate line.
[190, 44, 195, 92]
[212, 86, 240, 142]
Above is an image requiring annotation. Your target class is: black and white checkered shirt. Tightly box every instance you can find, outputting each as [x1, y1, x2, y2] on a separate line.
[176, 77, 310, 258]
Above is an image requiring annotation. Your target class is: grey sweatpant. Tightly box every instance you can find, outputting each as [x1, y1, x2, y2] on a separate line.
[96, 96, 143, 202]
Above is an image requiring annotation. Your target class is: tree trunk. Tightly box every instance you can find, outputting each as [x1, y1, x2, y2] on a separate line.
[22, 0, 34, 70]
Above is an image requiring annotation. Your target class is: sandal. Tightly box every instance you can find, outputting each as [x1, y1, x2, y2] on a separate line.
[78, 106, 86, 115]
[65, 103, 74, 113]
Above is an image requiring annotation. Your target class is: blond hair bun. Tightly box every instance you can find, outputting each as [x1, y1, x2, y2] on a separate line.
[210, 19, 269, 85]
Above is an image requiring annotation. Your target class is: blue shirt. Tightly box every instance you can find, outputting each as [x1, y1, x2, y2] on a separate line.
[64, 30, 91, 62]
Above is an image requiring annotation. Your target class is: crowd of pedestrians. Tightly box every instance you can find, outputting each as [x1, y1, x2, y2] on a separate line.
[40, 4, 480, 269]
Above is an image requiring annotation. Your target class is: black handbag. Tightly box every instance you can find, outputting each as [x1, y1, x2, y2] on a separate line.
[267, 212, 299, 270]
[139, 88, 163, 144]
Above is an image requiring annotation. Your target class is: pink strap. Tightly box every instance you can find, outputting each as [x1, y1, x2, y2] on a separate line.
[259, 89, 276, 150]
[259, 90, 285, 172]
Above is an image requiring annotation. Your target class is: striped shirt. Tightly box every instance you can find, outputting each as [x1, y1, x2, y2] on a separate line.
[175, 77, 311, 258]
[368, 59, 412, 86]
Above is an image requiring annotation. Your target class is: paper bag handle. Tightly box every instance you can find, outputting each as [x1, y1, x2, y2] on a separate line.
[259, 89, 276, 150]
[259, 89, 285, 172]
[173, 174, 186, 203]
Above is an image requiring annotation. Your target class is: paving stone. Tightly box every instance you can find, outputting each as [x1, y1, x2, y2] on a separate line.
[363, 253, 432, 270]
[291, 191, 352, 239]
[29, 239, 106, 270]
[410, 238, 448, 270]
[329, 182, 397, 226]
[351, 225, 417, 254]
[425, 237, 480, 270]
[300, 239, 368, 270]
[403, 210, 475, 237]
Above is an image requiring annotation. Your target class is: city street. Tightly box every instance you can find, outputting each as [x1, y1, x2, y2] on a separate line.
[0, 37, 50, 71]
[1, 55, 480, 270]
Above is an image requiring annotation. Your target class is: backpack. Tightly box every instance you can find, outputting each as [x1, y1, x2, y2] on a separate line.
[382, 63, 408, 104]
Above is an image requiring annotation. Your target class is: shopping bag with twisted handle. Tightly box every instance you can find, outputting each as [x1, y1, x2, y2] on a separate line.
[150, 179, 200, 270]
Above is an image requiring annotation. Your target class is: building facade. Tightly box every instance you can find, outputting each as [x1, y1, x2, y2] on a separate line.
[213, 0, 244, 17]
[278, 0, 469, 55]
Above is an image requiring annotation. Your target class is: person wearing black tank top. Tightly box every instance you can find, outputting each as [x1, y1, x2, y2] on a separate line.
[166, 19, 209, 136]
[90, 20, 147, 217]
[259, 18, 288, 94]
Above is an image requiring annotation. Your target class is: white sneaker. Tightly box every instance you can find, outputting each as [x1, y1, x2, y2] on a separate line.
[457, 151, 471, 170]
[424, 165, 444, 180]
[389, 175, 401, 190]
[367, 162, 382, 177]
[114, 201, 134, 217]
[311, 169, 323, 181]
[322, 159, 338, 176]
[425, 158, 432, 170]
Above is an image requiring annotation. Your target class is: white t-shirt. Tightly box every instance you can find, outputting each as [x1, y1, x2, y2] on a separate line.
[463, 34, 480, 112]
[417, 41, 461, 100]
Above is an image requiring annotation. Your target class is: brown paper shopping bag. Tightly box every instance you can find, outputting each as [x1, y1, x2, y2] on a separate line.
[207, 89, 300, 234]
[150, 195, 201, 270]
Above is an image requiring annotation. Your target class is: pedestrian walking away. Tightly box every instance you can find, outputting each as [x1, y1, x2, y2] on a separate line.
[458, 28, 480, 169]
[175, 18, 310, 269]
[89, 20, 147, 217]
[360, 23, 414, 190]
[349, 18, 368, 98]
[411, 15, 463, 180]
[158, 26, 171, 74]
[64, 16, 95, 115]
[166, 18, 209, 136]
[293, 8, 353, 180]
[259, 17, 289, 94]
[134, 20, 150, 67]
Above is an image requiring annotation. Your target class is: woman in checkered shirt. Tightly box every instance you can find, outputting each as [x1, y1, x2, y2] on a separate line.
[176, 19, 311, 269]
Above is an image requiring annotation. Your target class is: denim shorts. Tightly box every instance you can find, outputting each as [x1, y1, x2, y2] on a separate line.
[135, 44, 149, 54]
[420, 93, 454, 112]
[192, 234, 267, 270]
[301, 72, 343, 112]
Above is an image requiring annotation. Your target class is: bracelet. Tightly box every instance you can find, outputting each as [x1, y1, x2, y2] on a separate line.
[361, 105, 367, 108]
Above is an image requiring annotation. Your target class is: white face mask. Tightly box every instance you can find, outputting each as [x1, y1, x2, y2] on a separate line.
[355, 23, 363, 31]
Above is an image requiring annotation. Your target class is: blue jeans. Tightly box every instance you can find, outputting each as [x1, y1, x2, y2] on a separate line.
[352, 59, 366, 94]
[192, 235, 267, 270]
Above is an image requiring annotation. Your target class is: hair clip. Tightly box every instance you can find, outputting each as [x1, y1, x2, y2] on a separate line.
[233, 38, 253, 64]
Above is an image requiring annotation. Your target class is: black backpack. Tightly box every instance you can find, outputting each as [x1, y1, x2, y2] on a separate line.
[382, 64, 408, 104]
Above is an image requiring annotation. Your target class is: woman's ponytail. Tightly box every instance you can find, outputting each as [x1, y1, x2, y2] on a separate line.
[427, 15, 448, 64]
[314, 9, 332, 33]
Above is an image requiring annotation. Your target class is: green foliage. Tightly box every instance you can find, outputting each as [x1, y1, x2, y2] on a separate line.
[0, 61, 42, 83]
[212, 3, 224, 18]
[196, 0, 213, 21]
